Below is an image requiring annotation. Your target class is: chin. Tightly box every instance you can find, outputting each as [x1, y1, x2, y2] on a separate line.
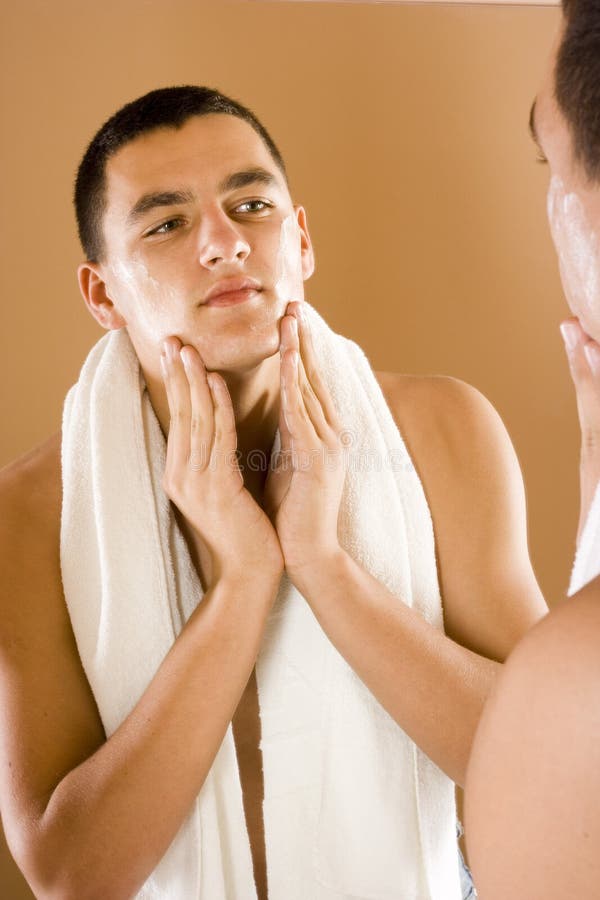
[200, 331, 281, 374]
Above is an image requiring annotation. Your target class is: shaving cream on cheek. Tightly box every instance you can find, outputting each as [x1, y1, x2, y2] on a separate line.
[274, 214, 302, 305]
[243, 213, 303, 337]
[547, 175, 600, 331]
[109, 257, 181, 342]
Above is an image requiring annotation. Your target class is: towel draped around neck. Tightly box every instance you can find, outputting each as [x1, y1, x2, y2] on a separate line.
[60, 303, 462, 899]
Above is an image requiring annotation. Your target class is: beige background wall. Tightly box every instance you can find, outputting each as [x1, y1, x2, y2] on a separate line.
[0, 0, 571, 894]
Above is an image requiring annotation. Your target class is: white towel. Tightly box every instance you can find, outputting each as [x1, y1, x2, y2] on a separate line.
[60, 302, 462, 900]
[568, 480, 600, 596]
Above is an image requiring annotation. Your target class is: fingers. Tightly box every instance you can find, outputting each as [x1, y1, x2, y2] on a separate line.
[179, 344, 214, 471]
[161, 337, 193, 477]
[277, 343, 295, 455]
[560, 317, 600, 541]
[279, 305, 341, 450]
[160, 338, 237, 480]
[280, 340, 319, 454]
[560, 318, 600, 437]
[287, 301, 343, 432]
[206, 371, 239, 469]
[282, 317, 329, 441]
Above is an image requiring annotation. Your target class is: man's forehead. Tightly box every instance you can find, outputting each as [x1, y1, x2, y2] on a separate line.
[105, 114, 282, 207]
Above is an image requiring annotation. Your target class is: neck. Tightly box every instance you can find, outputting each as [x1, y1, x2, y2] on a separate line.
[145, 351, 281, 501]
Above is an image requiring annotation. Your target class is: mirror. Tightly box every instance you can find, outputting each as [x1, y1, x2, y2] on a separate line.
[0, 1, 569, 895]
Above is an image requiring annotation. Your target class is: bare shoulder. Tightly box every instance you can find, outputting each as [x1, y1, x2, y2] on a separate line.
[465, 579, 600, 897]
[0, 433, 105, 865]
[374, 371, 507, 463]
[490, 578, 600, 780]
[0, 428, 66, 676]
[0, 431, 64, 614]
[499, 576, 600, 691]
[480, 577, 600, 731]
[374, 371, 546, 659]
[373, 369, 527, 553]
[0, 430, 62, 519]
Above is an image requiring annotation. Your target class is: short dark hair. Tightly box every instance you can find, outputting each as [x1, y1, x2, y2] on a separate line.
[555, 0, 600, 182]
[74, 85, 288, 262]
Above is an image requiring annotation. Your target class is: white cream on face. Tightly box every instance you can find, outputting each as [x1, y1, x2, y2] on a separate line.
[242, 212, 303, 337]
[274, 213, 302, 304]
[109, 256, 180, 342]
[107, 213, 304, 361]
[547, 175, 600, 331]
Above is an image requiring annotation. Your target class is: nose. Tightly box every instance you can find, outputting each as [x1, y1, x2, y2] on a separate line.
[197, 210, 251, 269]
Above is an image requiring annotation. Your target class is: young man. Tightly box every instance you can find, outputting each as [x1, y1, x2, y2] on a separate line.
[0, 87, 545, 899]
[465, 2, 600, 896]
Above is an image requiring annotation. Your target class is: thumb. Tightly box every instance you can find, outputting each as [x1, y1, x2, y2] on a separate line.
[560, 318, 600, 437]
[560, 317, 600, 541]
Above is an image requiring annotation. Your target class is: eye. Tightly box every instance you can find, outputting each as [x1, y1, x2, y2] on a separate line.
[146, 217, 184, 236]
[233, 199, 273, 215]
[536, 155, 548, 165]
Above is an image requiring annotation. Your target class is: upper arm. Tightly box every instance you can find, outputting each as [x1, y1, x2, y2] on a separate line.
[0, 436, 106, 885]
[464, 580, 600, 898]
[379, 373, 547, 661]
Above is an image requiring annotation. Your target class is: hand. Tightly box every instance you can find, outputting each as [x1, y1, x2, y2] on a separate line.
[263, 301, 348, 582]
[160, 337, 284, 587]
[560, 316, 600, 543]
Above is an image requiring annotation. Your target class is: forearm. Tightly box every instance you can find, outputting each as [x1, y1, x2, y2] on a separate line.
[33, 569, 281, 900]
[293, 551, 500, 788]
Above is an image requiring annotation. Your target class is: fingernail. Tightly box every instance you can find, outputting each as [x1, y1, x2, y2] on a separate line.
[560, 322, 579, 351]
[584, 343, 600, 376]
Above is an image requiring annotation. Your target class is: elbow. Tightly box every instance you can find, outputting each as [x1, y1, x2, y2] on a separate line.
[7, 816, 126, 900]
[3, 816, 71, 900]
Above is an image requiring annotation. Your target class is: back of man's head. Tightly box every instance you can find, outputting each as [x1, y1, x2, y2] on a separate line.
[556, 0, 600, 182]
[74, 85, 287, 264]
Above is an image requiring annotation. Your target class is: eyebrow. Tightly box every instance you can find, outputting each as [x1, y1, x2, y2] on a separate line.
[125, 167, 278, 227]
[126, 189, 195, 226]
[218, 167, 277, 193]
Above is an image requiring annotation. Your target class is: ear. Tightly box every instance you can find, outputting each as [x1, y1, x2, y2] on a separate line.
[294, 205, 315, 281]
[78, 262, 127, 330]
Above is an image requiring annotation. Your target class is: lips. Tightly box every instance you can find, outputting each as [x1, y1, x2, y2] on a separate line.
[202, 277, 262, 307]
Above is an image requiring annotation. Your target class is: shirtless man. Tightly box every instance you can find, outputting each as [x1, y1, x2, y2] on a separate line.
[0, 86, 546, 899]
[465, 2, 600, 896]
